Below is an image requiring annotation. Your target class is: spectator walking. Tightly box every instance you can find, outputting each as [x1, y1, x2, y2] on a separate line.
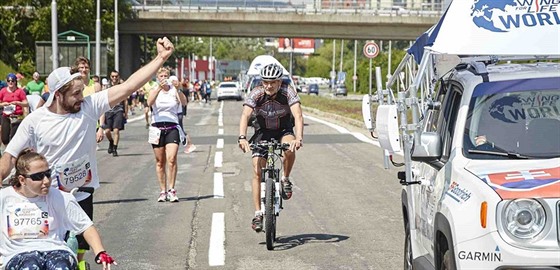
[103, 70, 128, 157]
[147, 68, 187, 202]
[75, 57, 102, 98]
[25, 72, 45, 95]
[202, 79, 212, 104]
[0, 73, 28, 146]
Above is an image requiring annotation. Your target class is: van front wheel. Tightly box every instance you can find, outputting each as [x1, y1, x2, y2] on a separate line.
[404, 222, 413, 270]
[441, 250, 455, 270]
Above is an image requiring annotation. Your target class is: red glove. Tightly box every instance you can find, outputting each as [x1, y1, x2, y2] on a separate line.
[95, 251, 117, 265]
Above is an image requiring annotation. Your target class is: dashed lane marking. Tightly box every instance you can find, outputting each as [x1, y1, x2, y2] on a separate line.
[208, 212, 225, 266]
[214, 172, 224, 198]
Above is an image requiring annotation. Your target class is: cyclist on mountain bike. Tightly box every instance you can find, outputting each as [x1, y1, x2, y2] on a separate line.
[238, 63, 304, 232]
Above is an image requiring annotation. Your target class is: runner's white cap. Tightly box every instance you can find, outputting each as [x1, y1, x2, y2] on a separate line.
[45, 67, 82, 107]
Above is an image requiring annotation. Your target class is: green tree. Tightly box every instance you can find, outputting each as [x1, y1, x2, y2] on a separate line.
[0, 0, 133, 76]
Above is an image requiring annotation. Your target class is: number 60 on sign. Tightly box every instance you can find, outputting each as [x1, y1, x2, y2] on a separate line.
[363, 42, 380, 59]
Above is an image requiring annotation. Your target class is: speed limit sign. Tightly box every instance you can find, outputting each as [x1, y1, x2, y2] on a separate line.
[363, 42, 380, 58]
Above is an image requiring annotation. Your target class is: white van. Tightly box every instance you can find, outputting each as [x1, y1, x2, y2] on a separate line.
[364, 1, 560, 269]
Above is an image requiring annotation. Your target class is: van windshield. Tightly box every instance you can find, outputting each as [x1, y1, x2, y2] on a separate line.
[463, 78, 560, 159]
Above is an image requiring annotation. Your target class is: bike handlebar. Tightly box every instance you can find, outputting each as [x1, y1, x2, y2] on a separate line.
[249, 140, 291, 151]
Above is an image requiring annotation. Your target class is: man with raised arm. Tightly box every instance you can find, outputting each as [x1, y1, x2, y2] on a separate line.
[0, 37, 174, 269]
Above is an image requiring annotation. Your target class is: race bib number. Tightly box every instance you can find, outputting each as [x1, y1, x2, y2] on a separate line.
[148, 126, 161, 145]
[55, 155, 92, 192]
[3, 104, 15, 115]
[6, 202, 49, 239]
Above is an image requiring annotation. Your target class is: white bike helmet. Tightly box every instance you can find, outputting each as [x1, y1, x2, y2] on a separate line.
[260, 63, 283, 81]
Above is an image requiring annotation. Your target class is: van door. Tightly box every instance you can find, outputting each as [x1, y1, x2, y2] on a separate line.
[416, 81, 463, 261]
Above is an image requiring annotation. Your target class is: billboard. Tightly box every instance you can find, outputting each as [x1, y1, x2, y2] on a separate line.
[278, 38, 315, 54]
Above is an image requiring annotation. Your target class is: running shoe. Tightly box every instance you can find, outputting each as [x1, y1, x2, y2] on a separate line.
[252, 215, 263, 232]
[282, 178, 293, 200]
[157, 191, 167, 202]
[108, 141, 114, 154]
[184, 144, 197, 154]
[168, 189, 179, 202]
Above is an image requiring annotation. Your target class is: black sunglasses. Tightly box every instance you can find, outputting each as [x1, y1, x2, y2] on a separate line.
[7, 80, 15, 82]
[24, 169, 52, 181]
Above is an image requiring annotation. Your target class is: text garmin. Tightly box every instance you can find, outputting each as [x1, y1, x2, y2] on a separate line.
[457, 249, 502, 262]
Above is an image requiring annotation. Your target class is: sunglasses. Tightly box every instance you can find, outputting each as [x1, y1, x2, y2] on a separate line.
[24, 169, 52, 181]
[7, 80, 15, 83]
[111, 75, 119, 78]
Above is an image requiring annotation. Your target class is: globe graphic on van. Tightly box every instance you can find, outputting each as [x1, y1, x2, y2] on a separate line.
[470, 0, 517, 32]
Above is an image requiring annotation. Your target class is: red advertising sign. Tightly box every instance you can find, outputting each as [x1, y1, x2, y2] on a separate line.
[278, 38, 315, 54]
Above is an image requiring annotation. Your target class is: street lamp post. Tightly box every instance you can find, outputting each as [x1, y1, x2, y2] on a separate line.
[209, 37, 213, 81]
[51, 0, 58, 69]
[95, 0, 101, 76]
[114, 0, 119, 71]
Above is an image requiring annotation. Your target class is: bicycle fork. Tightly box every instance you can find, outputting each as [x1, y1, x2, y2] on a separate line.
[260, 169, 282, 216]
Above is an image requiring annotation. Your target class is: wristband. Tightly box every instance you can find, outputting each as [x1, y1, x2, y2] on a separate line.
[238, 135, 247, 143]
[95, 251, 116, 265]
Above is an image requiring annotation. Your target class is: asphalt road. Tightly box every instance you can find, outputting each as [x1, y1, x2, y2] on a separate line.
[84, 100, 404, 269]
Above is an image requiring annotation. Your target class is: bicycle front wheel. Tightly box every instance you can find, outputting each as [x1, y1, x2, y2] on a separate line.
[265, 177, 276, 250]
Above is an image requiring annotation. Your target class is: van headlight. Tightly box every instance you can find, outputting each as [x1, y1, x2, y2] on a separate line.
[502, 199, 546, 240]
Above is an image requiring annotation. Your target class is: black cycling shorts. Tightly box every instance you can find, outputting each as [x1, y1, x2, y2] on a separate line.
[151, 122, 180, 148]
[250, 128, 294, 158]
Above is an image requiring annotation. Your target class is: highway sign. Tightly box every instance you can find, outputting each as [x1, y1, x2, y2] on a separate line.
[363, 42, 380, 58]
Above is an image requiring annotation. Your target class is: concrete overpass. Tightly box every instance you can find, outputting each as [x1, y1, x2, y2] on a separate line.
[118, 5, 440, 77]
[121, 8, 439, 40]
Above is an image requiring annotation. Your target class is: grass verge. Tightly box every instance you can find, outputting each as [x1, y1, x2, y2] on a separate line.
[299, 94, 368, 122]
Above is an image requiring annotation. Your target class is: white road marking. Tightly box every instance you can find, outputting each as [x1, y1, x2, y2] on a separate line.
[216, 138, 224, 149]
[218, 128, 224, 135]
[218, 101, 224, 127]
[214, 172, 224, 198]
[303, 114, 403, 156]
[208, 212, 225, 266]
[304, 114, 379, 146]
[214, 151, 223, 168]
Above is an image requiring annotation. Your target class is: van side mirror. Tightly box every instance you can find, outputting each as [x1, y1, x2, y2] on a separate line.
[411, 132, 442, 161]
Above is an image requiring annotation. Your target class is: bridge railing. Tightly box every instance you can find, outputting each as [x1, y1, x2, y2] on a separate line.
[131, 0, 443, 17]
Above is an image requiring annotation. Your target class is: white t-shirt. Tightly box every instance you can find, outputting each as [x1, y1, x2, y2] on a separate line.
[151, 87, 180, 124]
[0, 187, 93, 264]
[5, 91, 110, 192]
[26, 94, 42, 112]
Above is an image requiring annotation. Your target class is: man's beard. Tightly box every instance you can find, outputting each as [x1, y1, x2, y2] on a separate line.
[60, 98, 81, 113]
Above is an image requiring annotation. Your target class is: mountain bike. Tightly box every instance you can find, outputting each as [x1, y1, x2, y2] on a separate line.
[251, 140, 290, 250]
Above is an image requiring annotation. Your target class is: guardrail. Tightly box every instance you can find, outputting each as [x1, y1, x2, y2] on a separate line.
[131, 0, 444, 17]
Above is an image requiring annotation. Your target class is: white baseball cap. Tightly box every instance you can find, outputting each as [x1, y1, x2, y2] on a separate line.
[45, 67, 82, 107]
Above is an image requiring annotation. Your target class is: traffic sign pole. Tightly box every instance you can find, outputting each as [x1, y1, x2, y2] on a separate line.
[363, 41, 379, 96]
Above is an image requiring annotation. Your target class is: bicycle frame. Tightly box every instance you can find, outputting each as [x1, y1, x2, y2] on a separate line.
[251, 140, 289, 250]
[258, 141, 284, 217]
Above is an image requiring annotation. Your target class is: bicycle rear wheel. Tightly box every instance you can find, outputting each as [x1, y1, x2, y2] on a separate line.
[265, 177, 276, 250]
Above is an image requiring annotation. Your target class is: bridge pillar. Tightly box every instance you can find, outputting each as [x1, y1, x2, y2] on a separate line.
[119, 34, 141, 79]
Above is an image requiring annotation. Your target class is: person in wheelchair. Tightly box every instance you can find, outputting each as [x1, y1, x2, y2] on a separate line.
[0, 149, 116, 269]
